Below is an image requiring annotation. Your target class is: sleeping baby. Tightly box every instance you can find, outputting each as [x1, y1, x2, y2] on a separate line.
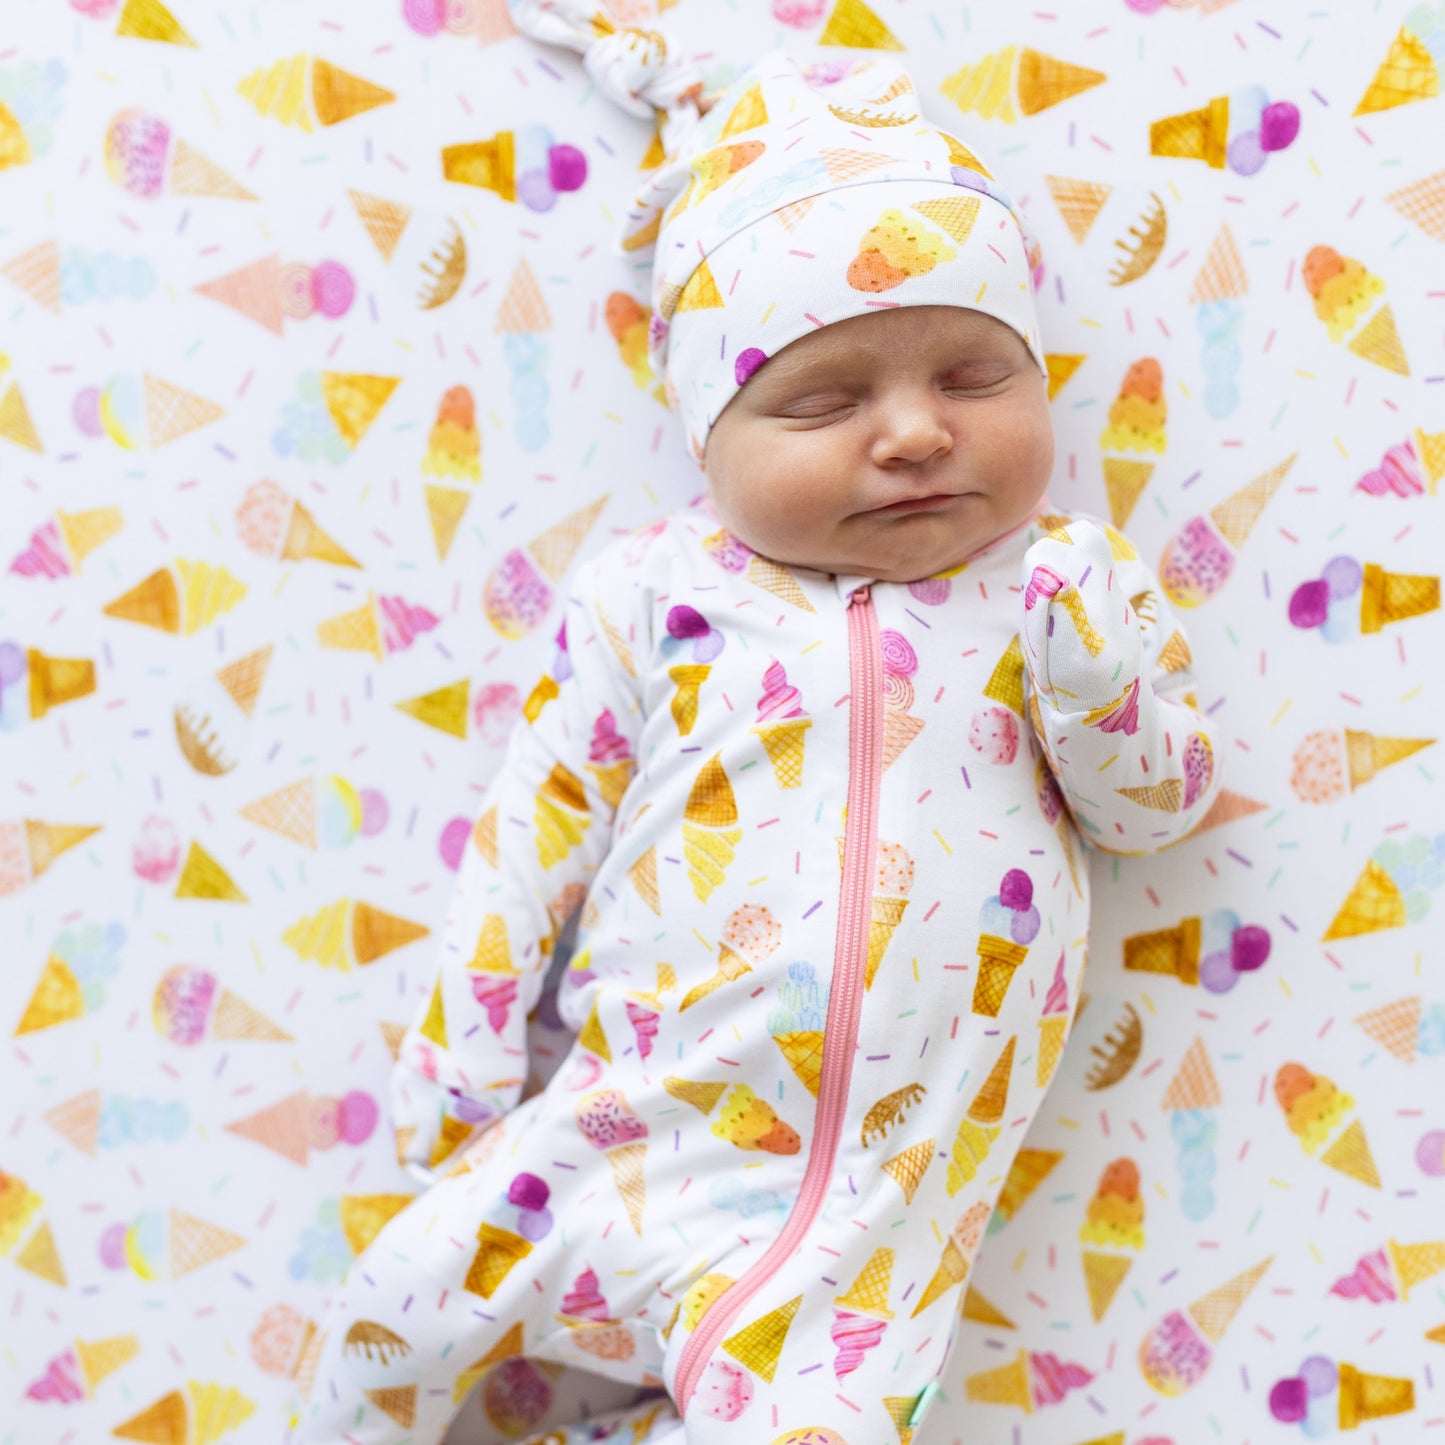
[295, 14, 1224, 1445]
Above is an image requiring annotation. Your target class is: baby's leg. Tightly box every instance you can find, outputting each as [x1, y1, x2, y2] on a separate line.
[294, 1158, 639, 1445]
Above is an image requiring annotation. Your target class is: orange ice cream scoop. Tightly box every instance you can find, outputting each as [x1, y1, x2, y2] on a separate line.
[1273, 1062, 1314, 1110]
[1119, 358, 1162, 403]
[1097, 1157, 1140, 1200]
[435, 385, 475, 429]
[605, 292, 647, 344]
[1302, 246, 1345, 298]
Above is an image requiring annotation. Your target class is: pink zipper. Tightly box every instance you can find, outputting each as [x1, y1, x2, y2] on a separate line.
[675, 585, 884, 1412]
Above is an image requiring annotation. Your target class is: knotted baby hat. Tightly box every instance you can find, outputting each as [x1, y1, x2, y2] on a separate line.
[510, 1, 1047, 462]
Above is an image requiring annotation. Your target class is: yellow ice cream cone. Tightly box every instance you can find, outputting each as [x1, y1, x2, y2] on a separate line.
[1037, 1014, 1068, 1087]
[281, 502, 358, 566]
[443, 132, 516, 199]
[1354, 26, 1440, 116]
[1338, 1361, 1415, 1426]
[964, 1348, 1032, 1411]
[1123, 917, 1201, 985]
[317, 597, 382, 659]
[668, 664, 710, 736]
[1151, 96, 1229, 168]
[464, 1221, 532, 1298]
[972, 934, 1028, 1016]
[912, 1236, 968, 1317]
[1360, 562, 1439, 633]
[753, 716, 811, 787]
[1323, 858, 1407, 941]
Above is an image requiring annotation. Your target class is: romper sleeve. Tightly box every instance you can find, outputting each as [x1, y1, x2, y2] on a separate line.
[392, 551, 647, 1183]
[1018, 516, 1226, 856]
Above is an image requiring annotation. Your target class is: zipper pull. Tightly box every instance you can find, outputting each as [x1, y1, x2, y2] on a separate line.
[848, 585, 870, 607]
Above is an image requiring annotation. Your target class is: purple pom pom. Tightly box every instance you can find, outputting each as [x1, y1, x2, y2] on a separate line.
[735, 347, 768, 386]
[1288, 579, 1331, 630]
[1269, 1377, 1309, 1424]
[1230, 924, 1271, 972]
[548, 144, 587, 192]
[509, 1171, 550, 1210]
[999, 868, 1032, 911]
[666, 604, 710, 639]
[1259, 101, 1300, 152]
[1322, 554, 1363, 600]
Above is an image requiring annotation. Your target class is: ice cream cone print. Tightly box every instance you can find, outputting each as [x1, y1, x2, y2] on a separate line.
[364, 1386, 416, 1429]
[942, 47, 1104, 124]
[212, 988, 290, 1042]
[720, 1294, 801, 1383]
[711, 1084, 801, 1155]
[1162, 1037, 1222, 1111]
[1355, 24, 1441, 116]
[316, 596, 381, 658]
[237, 56, 394, 131]
[1189, 1257, 1272, 1342]
[349, 188, 410, 260]
[1355, 995, 1421, 1063]
[1124, 917, 1201, 985]
[1044, 353, 1085, 401]
[0, 819, 102, 895]
[972, 934, 1028, 1016]
[464, 1221, 532, 1298]
[964, 1349, 1033, 1410]
[1189, 223, 1248, 304]
[424, 485, 469, 560]
[444, 128, 518, 196]
[881, 706, 925, 769]
[173, 841, 246, 901]
[282, 502, 358, 566]
[753, 716, 811, 788]
[1360, 562, 1440, 632]
[1388, 170, 1445, 241]
[682, 753, 741, 903]
[535, 763, 590, 869]
[1083, 1252, 1133, 1322]
[988, 1144, 1069, 1236]
[668, 664, 710, 736]
[166, 1208, 246, 1276]
[913, 1237, 968, 1318]
[0, 1168, 42, 1253]
[983, 634, 1026, 716]
[0, 375, 40, 450]
[1045, 175, 1113, 243]
[1384, 1237, 1445, 1299]
[224, 1090, 314, 1166]
[15, 953, 85, 1034]
[880, 1139, 933, 1204]
[628, 846, 660, 914]
[1321, 1118, 1381, 1188]
[817, 0, 904, 48]
[1339, 1362, 1415, 1427]
[773, 1030, 826, 1097]
[1159, 455, 1296, 607]
[947, 1037, 1015, 1194]
[606, 1143, 647, 1232]
[282, 899, 428, 970]
[2, 239, 62, 314]
[831, 1247, 894, 1378]
[103, 567, 179, 633]
[1151, 96, 1229, 167]
[71, 1332, 140, 1393]
[1323, 858, 1407, 940]
[396, 679, 469, 740]
[113, 1388, 188, 1443]
[10, 506, 120, 577]
[43, 1090, 101, 1156]
[320, 371, 399, 450]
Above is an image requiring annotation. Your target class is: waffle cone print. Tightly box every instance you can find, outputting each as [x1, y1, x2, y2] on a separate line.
[7, 3, 1443, 1441]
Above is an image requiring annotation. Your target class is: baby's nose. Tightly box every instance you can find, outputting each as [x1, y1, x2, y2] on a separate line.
[872, 391, 953, 464]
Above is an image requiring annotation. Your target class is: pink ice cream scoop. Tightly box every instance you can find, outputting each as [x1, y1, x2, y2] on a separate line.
[561, 1266, 610, 1320]
[1160, 516, 1236, 608]
[105, 109, 172, 198]
[1042, 950, 1069, 1015]
[702, 528, 754, 574]
[625, 1000, 659, 1059]
[1357, 439, 1424, 498]
[153, 964, 217, 1045]
[1329, 1247, 1396, 1303]
[969, 706, 1019, 764]
[1029, 1350, 1094, 1406]
[830, 1309, 887, 1378]
[755, 659, 805, 723]
[378, 595, 439, 654]
[483, 549, 554, 639]
[878, 629, 918, 678]
[588, 708, 633, 764]
[10, 520, 71, 579]
[1139, 1311, 1213, 1395]
[574, 1089, 647, 1149]
[1182, 732, 1214, 808]
[1023, 564, 1067, 611]
[471, 974, 518, 1034]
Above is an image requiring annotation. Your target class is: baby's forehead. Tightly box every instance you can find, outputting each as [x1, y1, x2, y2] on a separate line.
[766, 306, 1020, 379]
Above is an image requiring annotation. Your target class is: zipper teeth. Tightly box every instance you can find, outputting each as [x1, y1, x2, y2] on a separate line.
[675, 588, 882, 1412]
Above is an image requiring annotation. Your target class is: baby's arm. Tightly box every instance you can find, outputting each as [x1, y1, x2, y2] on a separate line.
[1019, 516, 1225, 855]
[393, 552, 645, 1182]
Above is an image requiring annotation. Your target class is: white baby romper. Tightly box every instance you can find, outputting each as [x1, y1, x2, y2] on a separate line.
[295, 500, 1224, 1445]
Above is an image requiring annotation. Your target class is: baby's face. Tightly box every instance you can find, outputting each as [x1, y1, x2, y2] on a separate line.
[702, 306, 1054, 583]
